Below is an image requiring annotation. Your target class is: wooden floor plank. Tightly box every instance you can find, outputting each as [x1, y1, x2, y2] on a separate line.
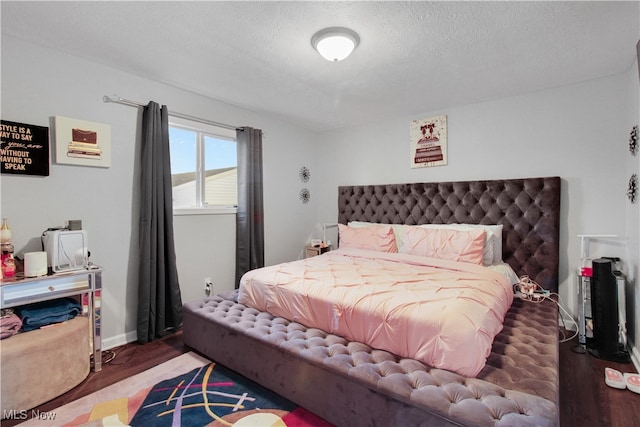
[559, 338, 640, 427]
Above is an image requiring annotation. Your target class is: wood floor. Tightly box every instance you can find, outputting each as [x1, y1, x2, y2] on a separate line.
[4, 329, 640, 426]
[559, 339, 640, 426]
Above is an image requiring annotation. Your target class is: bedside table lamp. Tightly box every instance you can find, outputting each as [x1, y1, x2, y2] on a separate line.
[322, 223, 338, 247]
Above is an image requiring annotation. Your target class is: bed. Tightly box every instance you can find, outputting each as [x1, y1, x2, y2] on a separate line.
[183, 176, 561, 426]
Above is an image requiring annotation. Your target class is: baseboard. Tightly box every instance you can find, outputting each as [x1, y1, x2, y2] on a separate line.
[101, 327, 186, 351]
[102, 330, 137, 350]
[628, 338, 640, 372]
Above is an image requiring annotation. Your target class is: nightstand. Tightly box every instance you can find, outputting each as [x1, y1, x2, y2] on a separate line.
[305, 245, 331, 258]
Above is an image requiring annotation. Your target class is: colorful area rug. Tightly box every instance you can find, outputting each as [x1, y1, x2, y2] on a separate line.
[21, 352, 332, 426]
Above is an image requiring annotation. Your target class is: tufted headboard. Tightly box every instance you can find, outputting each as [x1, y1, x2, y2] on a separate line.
[337, 176, 561, 292]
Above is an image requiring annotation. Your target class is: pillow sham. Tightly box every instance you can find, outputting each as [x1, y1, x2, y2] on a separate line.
[338, 224, 398, 253]
[347, 221, 503, 264]
[461, 224, 503, 264]
[348, 221, 403, 245]
[419, 223, 503, 265]
[399, 225, 486, 265]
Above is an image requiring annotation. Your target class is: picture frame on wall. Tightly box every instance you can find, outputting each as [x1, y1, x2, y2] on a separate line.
[54, 116, 111, 168]
[410, 114, 448, 168]
[0, 120, 50, 176]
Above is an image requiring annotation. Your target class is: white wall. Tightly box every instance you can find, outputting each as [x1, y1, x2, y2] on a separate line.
[3, 34, 638, 361]
[315, 69, 637, 356]
[625, 52, 640, 366]
[0, 36, 320, 348]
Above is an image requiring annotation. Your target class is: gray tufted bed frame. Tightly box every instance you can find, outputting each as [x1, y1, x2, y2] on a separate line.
[183, 176, 561, 426]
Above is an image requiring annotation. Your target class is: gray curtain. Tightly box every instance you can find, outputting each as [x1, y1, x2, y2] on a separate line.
[235, 127, 264, 288]
[137, 101, 183, 343]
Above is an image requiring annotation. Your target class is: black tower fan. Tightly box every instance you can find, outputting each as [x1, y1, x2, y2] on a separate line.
[588, 258, 630, 362]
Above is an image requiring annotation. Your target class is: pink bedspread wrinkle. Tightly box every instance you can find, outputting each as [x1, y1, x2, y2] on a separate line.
[238, 248, 513, 377]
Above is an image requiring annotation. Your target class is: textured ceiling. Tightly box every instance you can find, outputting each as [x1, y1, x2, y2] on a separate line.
[2, 1, 639, 132]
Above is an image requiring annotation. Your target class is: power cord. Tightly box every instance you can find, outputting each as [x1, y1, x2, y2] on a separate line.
[89, 349, 116, 369]
[106, 345, 139, 366]
[89, 344, 139, 369]
[513, 275, 579, 343]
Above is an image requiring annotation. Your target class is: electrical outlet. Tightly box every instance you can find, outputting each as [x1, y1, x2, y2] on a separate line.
[204, 277, 213, 296]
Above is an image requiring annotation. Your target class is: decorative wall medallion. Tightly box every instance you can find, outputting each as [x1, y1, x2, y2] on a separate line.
[627, 174, 637, 203]
[630, 125, 638, 156]
[299, 188, 311, 204]
[299, 166, 310, 182]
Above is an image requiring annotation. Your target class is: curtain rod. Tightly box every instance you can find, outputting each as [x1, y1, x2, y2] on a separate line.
[102, 95, 242, 131]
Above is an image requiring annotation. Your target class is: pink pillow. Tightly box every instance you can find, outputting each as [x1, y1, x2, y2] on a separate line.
[338, 224, 398, 253]
[400, 225, 486, 265]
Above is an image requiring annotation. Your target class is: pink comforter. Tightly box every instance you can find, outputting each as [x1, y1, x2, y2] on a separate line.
[238, 248, 513, 377]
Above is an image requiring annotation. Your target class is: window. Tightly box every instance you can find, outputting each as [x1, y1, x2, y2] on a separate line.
[169, 117, 237, 212]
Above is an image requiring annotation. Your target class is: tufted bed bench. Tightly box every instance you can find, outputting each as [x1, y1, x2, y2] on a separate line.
[183, 294, 558, 426]
[183, 176, 561, 426]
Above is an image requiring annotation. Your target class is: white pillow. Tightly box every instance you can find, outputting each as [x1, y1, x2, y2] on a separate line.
[488, 262, 519, 285]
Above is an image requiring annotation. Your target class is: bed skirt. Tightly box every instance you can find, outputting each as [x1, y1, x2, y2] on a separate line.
[183, 293, 559, 427]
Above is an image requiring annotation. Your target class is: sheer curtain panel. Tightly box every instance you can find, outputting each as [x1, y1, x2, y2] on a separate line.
[235, 127, 264, 288]
[137, 101, 183, 343]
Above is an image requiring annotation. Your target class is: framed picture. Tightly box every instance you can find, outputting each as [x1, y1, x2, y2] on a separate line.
[410, 114, 447, 168]
[54, 116, 111, 168]
[1, 120, 50, 176]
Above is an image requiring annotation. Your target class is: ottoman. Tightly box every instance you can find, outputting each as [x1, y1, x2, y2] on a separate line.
[1, 316, 90, 416]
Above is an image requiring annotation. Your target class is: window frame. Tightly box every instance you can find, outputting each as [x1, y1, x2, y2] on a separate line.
[169, 116, 238, 216]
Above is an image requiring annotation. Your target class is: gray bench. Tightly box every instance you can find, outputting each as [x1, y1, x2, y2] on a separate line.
[183, 293, 558, 427]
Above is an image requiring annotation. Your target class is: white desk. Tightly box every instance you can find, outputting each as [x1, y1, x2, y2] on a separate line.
[0, 267, 103, 371]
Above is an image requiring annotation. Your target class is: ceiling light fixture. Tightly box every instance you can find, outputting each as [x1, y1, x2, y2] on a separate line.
[311, 27, 360, 62]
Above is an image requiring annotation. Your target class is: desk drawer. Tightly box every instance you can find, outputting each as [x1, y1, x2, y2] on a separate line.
[0, 275, 91, 308]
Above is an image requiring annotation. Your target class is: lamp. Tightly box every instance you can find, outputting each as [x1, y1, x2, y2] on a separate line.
[311, 27, 360, 62]
[322, 223, 339, 247]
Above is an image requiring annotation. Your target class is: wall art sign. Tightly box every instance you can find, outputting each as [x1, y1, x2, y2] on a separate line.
[410, 114, 448, 168]
[0, 120, 50, 176]
[55, 116, 111, 168]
